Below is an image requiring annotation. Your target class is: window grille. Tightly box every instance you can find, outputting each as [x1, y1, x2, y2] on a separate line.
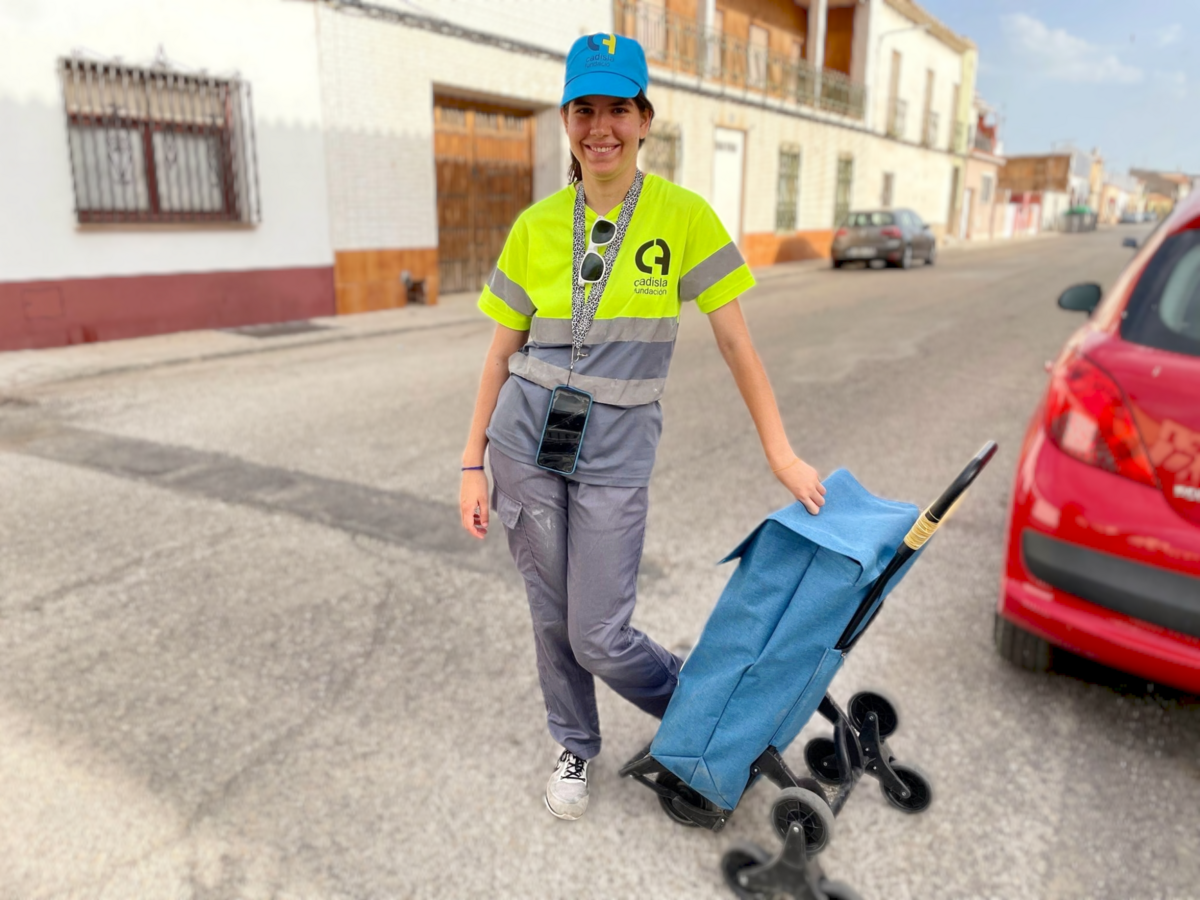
[980, 174, 994, 204]
[59, 57, 260, 225]
[776, 146, 801, 231]
[834, 155, 854, 226]
[643, 123, 681, 183]
[881, 172, 895, 208]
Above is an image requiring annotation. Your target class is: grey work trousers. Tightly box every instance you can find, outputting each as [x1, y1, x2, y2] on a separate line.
[490, 449, 682, 760]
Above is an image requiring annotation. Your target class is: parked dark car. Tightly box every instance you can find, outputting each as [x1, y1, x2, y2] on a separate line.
[831, 208, 935, 269]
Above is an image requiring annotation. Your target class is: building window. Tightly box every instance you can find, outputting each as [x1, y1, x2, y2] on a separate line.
[59, 58, 260, 225]
[834, 154, 854, 225]
[748, 24, 769, 90]
[776, 145, 802, 231]
[881, 172, 894, 208]
[706, 10, 724, 78]
[635, 0, 667, 61]
[642, 122, 681, 183]
[980, 174, 994, 204]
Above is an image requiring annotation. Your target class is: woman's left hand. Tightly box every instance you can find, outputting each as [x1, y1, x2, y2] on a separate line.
[774, 457, 826, 515]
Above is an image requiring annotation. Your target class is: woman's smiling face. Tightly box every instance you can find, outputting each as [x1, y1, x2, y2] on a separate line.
[562, 95, 652, 184]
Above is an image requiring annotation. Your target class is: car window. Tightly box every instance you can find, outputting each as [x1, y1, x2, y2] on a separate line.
[1122, 230, 1200, 358]
[847, 212, 894, 227]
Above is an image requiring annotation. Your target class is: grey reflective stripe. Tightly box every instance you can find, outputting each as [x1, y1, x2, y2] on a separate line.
[487, 267, 535, 317]
[527, 341, 673, 381]
[508, 353, 666, 407]
[529, 316, 679, 345]
[679, 242, 746, 302]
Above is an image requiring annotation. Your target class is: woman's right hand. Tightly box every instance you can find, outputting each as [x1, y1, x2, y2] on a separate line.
[460, 469, 490, 539]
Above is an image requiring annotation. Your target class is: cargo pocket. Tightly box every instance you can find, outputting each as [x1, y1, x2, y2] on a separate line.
[493, 487, 523, 531]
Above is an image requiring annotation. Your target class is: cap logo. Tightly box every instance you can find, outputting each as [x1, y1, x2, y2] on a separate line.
[586, 33, 618, 54]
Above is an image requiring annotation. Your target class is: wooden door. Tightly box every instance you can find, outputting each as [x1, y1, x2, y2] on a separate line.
[434, 100, 533, 294]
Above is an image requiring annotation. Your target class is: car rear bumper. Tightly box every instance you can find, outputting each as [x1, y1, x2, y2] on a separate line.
[831, 240, 903, 262]
[1000, 575, 1200, 692]
[1000, 426, 1200, 692]
[1022, 531, 1200, 638]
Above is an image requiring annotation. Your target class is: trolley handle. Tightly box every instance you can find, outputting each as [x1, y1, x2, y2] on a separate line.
[901, 441, 999, 551]
[835, 441, 999, 651]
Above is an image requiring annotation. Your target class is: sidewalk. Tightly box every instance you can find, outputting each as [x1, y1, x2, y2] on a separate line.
[0, 293, 485, 394]
[0, 228, 1067, 395]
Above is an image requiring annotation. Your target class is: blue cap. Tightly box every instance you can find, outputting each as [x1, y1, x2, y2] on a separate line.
[561, 33, 649, 107]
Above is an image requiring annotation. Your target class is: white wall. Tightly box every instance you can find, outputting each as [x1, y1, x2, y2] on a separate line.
[365, 0, 612, 56]
[869, 2, 963, 150]
[648, 85, 956, 236]
[0, 0, 333, 282]
[316, 1, 609, 253]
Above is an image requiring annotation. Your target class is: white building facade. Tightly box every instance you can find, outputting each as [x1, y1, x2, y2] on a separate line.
[0, 0, 334, 351]
[1, 0, 981, 349]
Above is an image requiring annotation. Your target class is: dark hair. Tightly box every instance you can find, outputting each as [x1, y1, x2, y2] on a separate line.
[564, 91, 655, 184]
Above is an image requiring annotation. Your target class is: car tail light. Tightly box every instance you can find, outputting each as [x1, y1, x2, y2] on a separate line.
[881, 226, 902, 238]
[835, 228, 848, 238]
[1044, 349, 1157, 486]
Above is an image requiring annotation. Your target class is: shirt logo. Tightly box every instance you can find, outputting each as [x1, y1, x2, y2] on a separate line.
[635, 239, 671, 276]
[587, 33, 618, 54]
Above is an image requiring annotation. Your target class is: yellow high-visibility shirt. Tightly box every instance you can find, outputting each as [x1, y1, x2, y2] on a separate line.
[480, 173, 756, 485]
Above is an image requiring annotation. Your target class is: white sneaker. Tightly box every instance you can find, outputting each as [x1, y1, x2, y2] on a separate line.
[545, 749, 589, 820]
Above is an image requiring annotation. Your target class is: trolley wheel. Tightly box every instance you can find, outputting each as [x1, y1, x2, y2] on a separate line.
[804, 737, 847, 785]
[770, 787, 835, 855]
[819, 878, 864, 900]
[881, 764, 933, 814]
[721, 842, 772, 900]
[848, 691, 899, 738]
[655, 770, 710, 827]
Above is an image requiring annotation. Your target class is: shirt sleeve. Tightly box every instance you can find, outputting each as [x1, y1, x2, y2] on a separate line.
[478, 216, 535, 331]
[679, 200, 757, 315]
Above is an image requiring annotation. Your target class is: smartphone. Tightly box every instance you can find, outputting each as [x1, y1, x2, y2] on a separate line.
[536, 386, 593, 475]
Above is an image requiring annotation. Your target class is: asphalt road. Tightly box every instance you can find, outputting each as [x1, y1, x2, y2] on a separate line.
[2, 226, 1196, 900]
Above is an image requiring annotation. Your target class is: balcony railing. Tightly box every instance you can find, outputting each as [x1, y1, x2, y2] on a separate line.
[974, 130, 996, 154]
[614, 0, 863, 119]
[921, 110, 939, 148]
[819, 68, 866, 119]
[886, 97, 907, 139]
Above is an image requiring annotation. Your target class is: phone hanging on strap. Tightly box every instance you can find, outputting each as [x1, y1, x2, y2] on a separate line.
[536, 385, 593, 474]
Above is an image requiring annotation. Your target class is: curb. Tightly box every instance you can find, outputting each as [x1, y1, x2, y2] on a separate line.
[0, 310, 485, 394]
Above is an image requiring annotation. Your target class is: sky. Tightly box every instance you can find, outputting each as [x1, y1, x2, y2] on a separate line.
[918, 0, 1195, 175]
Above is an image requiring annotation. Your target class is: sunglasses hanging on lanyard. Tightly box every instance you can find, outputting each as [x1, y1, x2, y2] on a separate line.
[535, 170, 646, 475]
[578, 217, 617, 284]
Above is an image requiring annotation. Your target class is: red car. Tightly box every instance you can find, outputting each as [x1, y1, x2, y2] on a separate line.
[997, 192, 1200, 692]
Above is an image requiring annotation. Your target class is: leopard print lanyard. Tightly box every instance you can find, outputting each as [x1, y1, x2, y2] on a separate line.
[569, 169, 645, 369]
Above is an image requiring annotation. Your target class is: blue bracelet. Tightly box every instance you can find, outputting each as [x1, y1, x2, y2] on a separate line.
[462, 466, 485, 471]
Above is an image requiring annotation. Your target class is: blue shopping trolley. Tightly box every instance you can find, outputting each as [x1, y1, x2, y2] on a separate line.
[620, 443, 998, 900]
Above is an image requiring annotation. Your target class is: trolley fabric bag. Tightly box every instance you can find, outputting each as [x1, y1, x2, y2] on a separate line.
[650, 468, 922, 810]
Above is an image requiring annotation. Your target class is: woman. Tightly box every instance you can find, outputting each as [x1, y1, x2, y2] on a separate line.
[459, 33, 825, 821]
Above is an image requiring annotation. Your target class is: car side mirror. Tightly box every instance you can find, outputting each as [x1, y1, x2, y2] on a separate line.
[1057, 283, 1103, 314]
[1122, 237, 1138, 249]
